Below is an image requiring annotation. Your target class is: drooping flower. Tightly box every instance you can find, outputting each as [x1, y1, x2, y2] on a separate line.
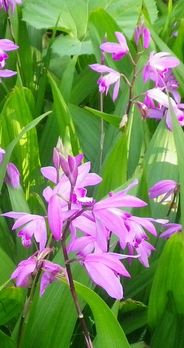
[149, 179, 179, 202]
[89, 64, 121, 101]
[146, 88, 184, 129]
[0, 0, 22, 12]
[11, 255, 37, 288]
[5, 162, 20, 188]
[143, 52, 180, 85]
[134, 24, 151, 49]
[100, 32, 129, 61]
[11, 249, 65, 295]
[83, 252, 131, 299]
[159, 223, 182, 239]
[2, 212, 47, 250]
[0, 147, 20, 188]
[40, 260, 65, 296]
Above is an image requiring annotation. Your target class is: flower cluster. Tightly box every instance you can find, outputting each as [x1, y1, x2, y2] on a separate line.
[0, 39, 18, 79]
[89, 25, 151, 102]
[89, 24, 182, 130]
[2, 146, 181, 299]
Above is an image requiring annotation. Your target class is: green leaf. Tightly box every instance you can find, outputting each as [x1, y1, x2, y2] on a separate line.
[0, 247, 15, 285]
[0, 108, 50, 193]
[0, 330, 15, 348]
[85, 107, 121, 128]
[51, 36, 93, 57]
[74, 281, 130, 348]
[23, 0, 89, 39]
[148, 233, 184, 327]
[0, 287, 25, 326]
[0, 87, 50, 195]
[169, 99, 184, 226]
[143, 0, 158, 23]
[96, 131, 127, 199]
[20, 251, 90, 348]
[69, 104, 101, 164]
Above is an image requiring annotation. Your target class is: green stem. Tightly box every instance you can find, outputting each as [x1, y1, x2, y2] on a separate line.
[99, 92, 104, 169]
[17, 272, 39, 348]
[61, 239, 93, 348]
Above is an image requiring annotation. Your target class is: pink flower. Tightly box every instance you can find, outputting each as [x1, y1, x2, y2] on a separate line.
[0, 147, 20, 188]
[100, 32, 129, 60]
[40, 260, 65, 296]
[5, 162, 20, 188]
[149, 180, 179, 201]
[143, 52, 180, 84]
[47, 194, 64, 241]
[0, 0, 22, 12]
[89, 64, 121, 101]
[146, 88, 184, 129]
[11, 249, 65, 295]
[134, 24, 151, 49]
[11, 255, 37, 288]
[2, 212, 47, 250]
[0, 39, 19, 78]
[159, 223, 182, 239]
[83, 252, 131, 299]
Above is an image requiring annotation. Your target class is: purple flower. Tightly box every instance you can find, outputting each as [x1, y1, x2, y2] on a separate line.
[2, 212, 47, 250]
[0, 147, 20, 188]
[134, 24, 151, 49]
[143, 52, 180, 85]
[5, 162, 20, 188]
[11, 255, 37, 288]
[48, 194, 63, 241]
[41, 158, 101, 209]
[0, 39, 19, 78]
[0, 0, 22, 12]
[89, 64, 121, 101]
[100, 32, 129, 61]
[83, 252, 131, 299]
[146, 88, 184, 129]
[40, 260, 65, 296]
[0, 147, 5, 164]
[11, 249, 65, 295]
[159, 223, 182, 239]
[149, 180, 179, 202]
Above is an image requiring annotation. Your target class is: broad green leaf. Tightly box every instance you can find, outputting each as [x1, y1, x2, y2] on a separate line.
[0, 108, 50, 193]
[74, 281, 130, 348]
[143, 0, 158, 23]
[169, 100, 184, 226]
[148, 233, 184, 327]
[0, 87, 46, 196]
[0, 287, 25, 326]
[69, 104, 101, 165]
[0, 247, 15, 285]
[0, 330, 15, 348]
[85, 107, 121, 128]
[51, 36, 93, 57]
[144, 120, 178, 219]
[117, 299, 147, 335]
[96, 131, 127, 199]
[23, 0, 88, 38]
[47, 73, 79, 154]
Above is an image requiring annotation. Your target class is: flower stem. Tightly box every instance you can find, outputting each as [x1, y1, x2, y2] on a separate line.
[99, 92, 105, 169]
[61, 239, 93, 348]
[17, 272, 39, 348]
